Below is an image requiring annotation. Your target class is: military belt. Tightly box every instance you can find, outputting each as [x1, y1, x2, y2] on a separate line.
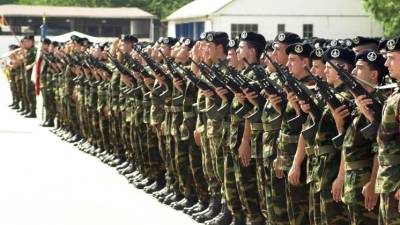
[346, 159, 373, 171]
[279, 133, 299, 144]
[164, 106, 171, 112]
[379, 154, 400, 166]
[171, 106, 183, 113]
[315, 145, 337, 156]
[251, 123, 264, 131]
[263, 123, 279, 132]
[183, 112, 196, 118]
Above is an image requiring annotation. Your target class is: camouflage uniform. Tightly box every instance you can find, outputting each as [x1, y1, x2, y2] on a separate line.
[277, 76, 313, 225]
[24, 47, 37, 115]
[311, 84, 351, 225]
[376, 90, 400, 225]
[261, 72, 290, 225]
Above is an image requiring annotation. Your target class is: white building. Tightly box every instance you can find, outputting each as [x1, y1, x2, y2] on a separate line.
[165, 0, 383, 40]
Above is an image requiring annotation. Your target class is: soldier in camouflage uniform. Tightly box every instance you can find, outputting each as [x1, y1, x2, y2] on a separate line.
[6, 44, 21, 110]
[300, 46, 353, 225]
[337, 49, 387, 225]
[22, 35, 37, 118]
[370, 37, 400, 225]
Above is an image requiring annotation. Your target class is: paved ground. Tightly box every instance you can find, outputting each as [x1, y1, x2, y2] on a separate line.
[0, 76, 199, 225]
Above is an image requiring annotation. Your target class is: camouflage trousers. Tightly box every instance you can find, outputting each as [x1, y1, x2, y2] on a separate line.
[41, 87, 56, 122]
[175, 137, 197, 200]
[380, 191, 400, 225]
[200, 118, 220, 197]
[132, 121, 151, 178]
[25, 72, 36, 113]
[110, 109, 124, 156]
[9, 74, 19, 104]
[344, 169, 378, 225]
[17, 77, 28, 110]
[98, 107, 111, 152]
[283, 161, 310, 225]
[307, 155, 322, 225]
[318, 153, 350, 225]
[146, 124, 165, 181]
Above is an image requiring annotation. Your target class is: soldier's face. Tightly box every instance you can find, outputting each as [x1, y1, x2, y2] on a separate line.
[176, 46, 189, 62]
[385, 52, 400, 79]
[324, 60, 342, 85]
[227, 49, 238, 66]
[237, 41, 251, 61]
[272, 43, 289, 65]
[205, 42, 217, 61]
[311, 59, 326, 81]
[352, 60, 378, 87]
[287, 54, 307, 77]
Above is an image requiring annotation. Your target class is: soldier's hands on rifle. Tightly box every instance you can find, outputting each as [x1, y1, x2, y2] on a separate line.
[242, 88, 259, 106]
[173, 77, 184, 93]
[215, 87, 229, 101]
[354, 94, 375, 123]
[287, 91, 301, 115]
[203, 90, 215, 99]
[330, 105, 350, 134]
[144, 77, 154, 90]
[268, 94, 283, 113]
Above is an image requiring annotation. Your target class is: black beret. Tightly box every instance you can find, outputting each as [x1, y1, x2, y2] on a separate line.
[355, 50, 388, 77]
[285, 42, 313, 58]
[51, 41, 59, 47]
[70, 35, 81, 42]
[343, 39, 354, 48]
[310, 47, 325, 60]
[274, 32, 301, 45]
[206, 31, 229, 47]
[42, 38, 51, 45]
[227, 37, 239, 50]
[79, 38, 92, 47]
[23, 34, 35, 41]
[240, 31, 267, 51]
[182, 37, 196, 49]
[162, 37, 179, 46]
[122, 35, 138, 44]
[323, 46, 355, 66]
[352, 36, 379, 47]
[378, 38, 388, 51]
[385, 37, 400, 52]
[312, 38, 327, 48]
[8, 44, 19, 50]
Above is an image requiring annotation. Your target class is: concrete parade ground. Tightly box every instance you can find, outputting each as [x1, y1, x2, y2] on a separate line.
[0, 76, 198, 225]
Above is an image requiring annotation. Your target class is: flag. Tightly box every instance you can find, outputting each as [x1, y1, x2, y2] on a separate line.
[33, 14, 48, 96]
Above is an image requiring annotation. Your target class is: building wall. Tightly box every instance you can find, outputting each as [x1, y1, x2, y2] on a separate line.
[167, 0, 383, 39]
[211, 15, 383, 39]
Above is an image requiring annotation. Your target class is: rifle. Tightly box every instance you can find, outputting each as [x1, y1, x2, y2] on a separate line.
[133, 44, 172, 98]
[324, 57, 381, 140]
[243, 58, 287, 123]
[265, 54, 308, 130]
[159, 50, 185, 80]
[305, 66, 353, 147]
[178, 64, 223, 120]
[106, 52, 135, 80]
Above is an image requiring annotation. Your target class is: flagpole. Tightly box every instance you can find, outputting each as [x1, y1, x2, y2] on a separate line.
[1, 15, 20, 44]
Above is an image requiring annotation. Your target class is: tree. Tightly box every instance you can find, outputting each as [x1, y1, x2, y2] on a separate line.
[363, 0, 400, 37]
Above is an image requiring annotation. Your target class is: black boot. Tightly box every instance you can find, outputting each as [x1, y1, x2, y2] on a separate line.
[205, 202, 232, 225]
[24, 111, 36, 118]
[171, 197, 197, 211]
[185, 200, 209, 215]
[229, 214, 247, 225]
[194, 195, 222, 223]
[144, 178, 166, 194]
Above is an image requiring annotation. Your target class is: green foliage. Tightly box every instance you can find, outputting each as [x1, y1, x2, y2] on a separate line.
[1, 0, 192, 19]
[363, 0, 400, 37]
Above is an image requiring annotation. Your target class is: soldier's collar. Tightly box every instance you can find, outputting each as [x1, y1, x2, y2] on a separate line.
[334, 83, 347, 93]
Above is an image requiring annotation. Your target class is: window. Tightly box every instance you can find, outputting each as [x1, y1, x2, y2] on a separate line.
[175, 22, 204, 39]
[231, 24, 258, 39]
[303, 24, 313, 39]
[277, 24, 285, 34]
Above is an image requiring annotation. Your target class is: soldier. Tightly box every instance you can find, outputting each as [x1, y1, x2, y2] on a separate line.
[374, 36, 400, 225]
[5, 44, 21, 110]
[300, 46, 354, 225]
[22, 35, 37, 118]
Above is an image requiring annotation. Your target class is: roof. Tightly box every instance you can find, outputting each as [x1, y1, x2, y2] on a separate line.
[165, 0, 232, 21]
[0, 4, 156, 19]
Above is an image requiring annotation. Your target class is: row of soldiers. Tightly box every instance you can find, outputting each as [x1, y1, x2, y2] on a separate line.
[4, 30, 400, 225]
